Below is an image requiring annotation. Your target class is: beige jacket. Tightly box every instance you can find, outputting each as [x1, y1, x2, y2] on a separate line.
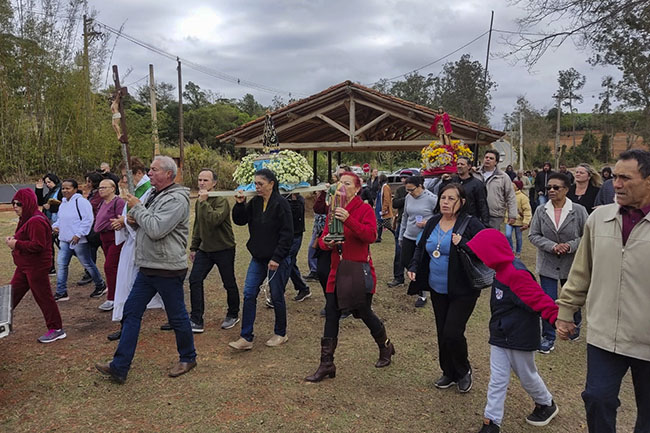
[506, 189, 532, 227]
[557, 203, 650, 361]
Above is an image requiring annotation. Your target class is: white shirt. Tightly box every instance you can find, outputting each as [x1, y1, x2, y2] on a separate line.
[52, 193, 94, 243]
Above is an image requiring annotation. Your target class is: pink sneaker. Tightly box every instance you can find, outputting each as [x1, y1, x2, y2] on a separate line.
[38, 329, 67, 343]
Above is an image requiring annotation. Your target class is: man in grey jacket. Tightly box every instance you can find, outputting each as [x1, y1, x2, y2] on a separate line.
[96, 156, 196, 383]
[478, 149, 517, 230]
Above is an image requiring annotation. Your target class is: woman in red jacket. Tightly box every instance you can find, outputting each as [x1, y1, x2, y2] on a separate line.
[5, 188, 66, 343]
[305, 172, 395, 382]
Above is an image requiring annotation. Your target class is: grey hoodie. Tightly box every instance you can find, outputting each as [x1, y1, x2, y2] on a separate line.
[129, 183, 190, 270]
[399, 189, 438, 241]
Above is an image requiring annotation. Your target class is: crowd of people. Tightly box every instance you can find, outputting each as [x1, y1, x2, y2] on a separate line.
[5, 149, 649, 433]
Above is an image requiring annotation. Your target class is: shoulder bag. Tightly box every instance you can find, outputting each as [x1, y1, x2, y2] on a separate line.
[455, 215, 494, 290]
[335, 245, 374, 311]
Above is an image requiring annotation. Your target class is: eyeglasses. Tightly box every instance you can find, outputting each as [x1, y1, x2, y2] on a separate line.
[98, 186, 113, 190]
[545, 185, 564, 191]
[11, 201, 23, 207]
[406, 188, 416, 193]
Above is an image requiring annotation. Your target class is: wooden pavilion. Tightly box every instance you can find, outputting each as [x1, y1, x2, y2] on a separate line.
[216, 80, 505, 183]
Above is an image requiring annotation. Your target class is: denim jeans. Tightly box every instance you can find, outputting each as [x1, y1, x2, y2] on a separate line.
[539, 276, 582, 343]
[537, 194, 548, 206]
[505, 224, 523, 254]
[56, 241, 104, 295]
[307, 226, 319, 273]
[288, 234, 309, 292]
[110, 271, 196, 378]
[392, 223, 404, 282]
[240, 257, 291, 342]
[188, 248, 239, 324]
[582, 344, 650, 433]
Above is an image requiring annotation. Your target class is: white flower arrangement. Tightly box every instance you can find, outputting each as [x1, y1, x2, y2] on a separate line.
[232, 150, 313, 187]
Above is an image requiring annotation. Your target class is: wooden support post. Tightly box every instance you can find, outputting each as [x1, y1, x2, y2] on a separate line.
[149, 64, 160, 158]
[349, 97, 356, 147]
[312, 151, 318, 185]
[177, 57, 184, 180]
[337, 152, 341, 166]
[327, 151, 332, 180]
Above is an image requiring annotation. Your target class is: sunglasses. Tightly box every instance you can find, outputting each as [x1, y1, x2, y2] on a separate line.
[12, 201, 23, 207]
[545, 185, 564, 191]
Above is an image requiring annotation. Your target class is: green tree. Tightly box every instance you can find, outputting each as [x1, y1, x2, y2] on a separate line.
[599, 134, 611, 162]
[135, 81, 176, 109]
[237, 93, 266, 117]
[557, 68, 586, 147]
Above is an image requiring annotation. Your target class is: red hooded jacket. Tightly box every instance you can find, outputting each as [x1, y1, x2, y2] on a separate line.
[319, 195, 377, 294]
[12, 188, 52, 269]
[467, 229, 558, 325]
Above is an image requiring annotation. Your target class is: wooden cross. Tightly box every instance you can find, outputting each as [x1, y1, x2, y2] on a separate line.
[111, 65, 135, 194]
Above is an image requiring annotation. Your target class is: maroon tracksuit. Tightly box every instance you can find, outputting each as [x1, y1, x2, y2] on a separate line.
[10, 189, 63, 331]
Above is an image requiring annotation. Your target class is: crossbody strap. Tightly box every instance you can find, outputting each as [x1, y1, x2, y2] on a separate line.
[74, 197, 82, 220]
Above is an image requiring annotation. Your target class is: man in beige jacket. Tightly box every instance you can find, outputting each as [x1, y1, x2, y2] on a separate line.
[556, 149, 650, 433]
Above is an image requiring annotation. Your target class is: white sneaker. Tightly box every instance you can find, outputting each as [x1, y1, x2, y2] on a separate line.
[228, 337, 253, 350]
[98, 300, 114, 311]
[265, 334, 288, 347]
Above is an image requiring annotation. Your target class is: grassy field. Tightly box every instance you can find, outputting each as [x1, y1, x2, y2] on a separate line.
[0, 201, 638, 433]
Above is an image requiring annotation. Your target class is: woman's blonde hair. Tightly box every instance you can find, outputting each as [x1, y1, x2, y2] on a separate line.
[577, 163, 602, 187]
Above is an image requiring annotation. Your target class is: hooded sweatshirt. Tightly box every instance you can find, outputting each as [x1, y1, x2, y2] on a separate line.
[11, 188, 52, 269]
[467, 229, 558, 327]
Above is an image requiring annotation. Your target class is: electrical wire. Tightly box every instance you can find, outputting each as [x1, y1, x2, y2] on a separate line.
[94, 19, 306, 97]
[368, 30, 490, 86]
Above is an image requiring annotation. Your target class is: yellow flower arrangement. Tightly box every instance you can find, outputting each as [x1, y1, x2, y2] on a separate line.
[420, 139, 473, 175]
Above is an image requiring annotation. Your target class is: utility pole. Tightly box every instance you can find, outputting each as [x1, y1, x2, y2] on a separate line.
[483, 10, 494, 88]
[177, 57, 184, 180]
[554, 95, 562, 170]
[149, 64, 160, 158]
[111, 65, 134, 194]
[519, 111, 524, 171]
[82, 15, 101, 138]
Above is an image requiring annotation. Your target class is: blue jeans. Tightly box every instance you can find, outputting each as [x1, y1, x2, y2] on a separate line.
[583, 344, 650, 433]
[288, 235, 309, 292]
[539, 276, 582, 343]
[307, 226, 319, 273]
[56, 241, 104, 295]
[240, 257, 291, 342]
[393, 223, 404, 282]
[537, 194, 548, 206]
[110, 271, 196, 378]
[505, 224, 523, 254]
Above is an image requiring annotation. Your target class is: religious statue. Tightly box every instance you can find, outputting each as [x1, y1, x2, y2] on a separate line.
[111, 93, 123, 141]
[324, 182, 347, 242]
[432, 106, 453, 146]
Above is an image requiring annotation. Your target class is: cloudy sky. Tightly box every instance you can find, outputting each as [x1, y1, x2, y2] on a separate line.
[86, 0, 619, 130]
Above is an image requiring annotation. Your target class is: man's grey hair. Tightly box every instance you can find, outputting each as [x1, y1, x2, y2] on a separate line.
[154, 155, 177, 178]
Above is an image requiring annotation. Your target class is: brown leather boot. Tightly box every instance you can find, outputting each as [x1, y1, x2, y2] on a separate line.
[373, 328, 395, 368]
[305, 337, 337, 382]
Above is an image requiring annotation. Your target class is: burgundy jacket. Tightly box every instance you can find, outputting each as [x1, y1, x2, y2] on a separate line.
[12, 188, 52, 269]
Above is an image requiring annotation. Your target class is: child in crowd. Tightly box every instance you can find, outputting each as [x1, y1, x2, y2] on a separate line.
[504, 180, 532, 258]
[467, 229, 559, 432]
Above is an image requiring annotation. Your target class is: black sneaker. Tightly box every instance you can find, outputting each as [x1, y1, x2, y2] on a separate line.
[478, 419, 500, 432]
[387, 279, 404, 288]
[434, 375, 456, 389]
[319, 307, 326, 317]
[457, 370, 473, 393]
[340, 311, 351, 320]
[303, 272, 318, 281]
[49, 267, 57, 275]
[190, 321, 204, 333]
[107, 329, 122, 341]
[77, 271, 93, 286]
[54, 292, 69, 302]
[526, 400, 558, 426]
[293, 290, 312, 302]
[90, 284, 107, 298]
[414, 296, 427, 308]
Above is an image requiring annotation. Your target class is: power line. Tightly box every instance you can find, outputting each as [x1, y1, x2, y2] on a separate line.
[94, 19, 306, 97]
[368, 30, 490, 86]
[123, 74, 149, 88]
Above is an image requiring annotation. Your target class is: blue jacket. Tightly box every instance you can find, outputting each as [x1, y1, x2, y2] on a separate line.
[489, 259, 543, 351]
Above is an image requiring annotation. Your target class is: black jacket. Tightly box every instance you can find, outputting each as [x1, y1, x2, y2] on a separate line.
[232, 191, 294, 263]
[392, 185, 407, 225]
[534, 170, 554, 195]
[458, 176, 490, 225]
[489, 259, 542, 351]
[409, 213, 485, 298]
[286, 194, 305, 235]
